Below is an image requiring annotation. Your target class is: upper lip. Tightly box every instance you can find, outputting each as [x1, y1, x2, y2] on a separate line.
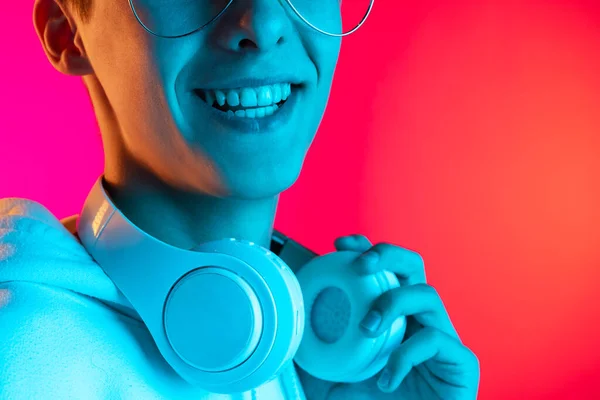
[195, 76, 304, 90]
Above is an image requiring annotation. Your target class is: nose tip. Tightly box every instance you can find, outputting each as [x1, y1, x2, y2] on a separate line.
[237, 33, 285, 51]
[217, 0, 290, 52]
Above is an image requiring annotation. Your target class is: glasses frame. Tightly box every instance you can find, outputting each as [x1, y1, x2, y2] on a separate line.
[128, 0, 375, 39]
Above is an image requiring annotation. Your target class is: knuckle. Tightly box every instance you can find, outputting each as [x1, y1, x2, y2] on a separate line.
[411, 252, 426, 275]
[414, 251, 425, 265]
[377, 288, 398, 309]
[418, 284, 443, 306]
[422, 283, 439, 297]
[354, 256, 381, 275]
[338, 236, 353, 244]
[410, 283, 436, 299]
[353, 234, 371, 245]
[372, 242, 393, 253]
[468, 348, 481, 371]
[374, 290, 406, 319]
[422, 326, 444, 343]
[333, 236, 349, 247]
[336, 234, 362, 243]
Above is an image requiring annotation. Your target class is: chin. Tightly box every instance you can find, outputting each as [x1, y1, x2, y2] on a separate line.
[222, 159, 305, 200]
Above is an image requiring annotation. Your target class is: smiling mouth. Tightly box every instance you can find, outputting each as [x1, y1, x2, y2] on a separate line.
[194, 82, 299, 118]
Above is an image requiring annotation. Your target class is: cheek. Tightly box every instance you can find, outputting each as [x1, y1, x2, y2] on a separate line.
[315, 40, 341, 106]
[325, 40, 342, 75]
[304, 32, 341, 86]
[86, 5, 169, 129]
[92, 38, 174, 143]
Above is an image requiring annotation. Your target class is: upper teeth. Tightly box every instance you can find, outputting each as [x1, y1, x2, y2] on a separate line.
[202, 83, 292, 108]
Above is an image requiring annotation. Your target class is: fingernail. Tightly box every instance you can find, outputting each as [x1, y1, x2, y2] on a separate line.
[378, 369, 390, 389]
[360, 251, 379, 264]
[360, 310, 382, 333]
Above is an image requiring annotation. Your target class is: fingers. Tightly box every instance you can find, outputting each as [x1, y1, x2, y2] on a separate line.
[334, 235, 425, 285]
[360, 284, 458, 340]
[333, 234, 372, 253]
[352, 242, 426, 285]
[334, 235, 477, 396]
[377, 327, 478, 393]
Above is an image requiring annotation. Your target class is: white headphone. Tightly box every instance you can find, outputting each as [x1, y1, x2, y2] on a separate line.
[77, 177, 406, 394]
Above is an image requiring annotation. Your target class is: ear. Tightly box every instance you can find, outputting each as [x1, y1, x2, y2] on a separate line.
[32, 0, 93, 76]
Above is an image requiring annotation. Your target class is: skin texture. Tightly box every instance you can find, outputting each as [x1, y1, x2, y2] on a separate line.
[16, 0, 482, 398]
[33, 0, 340, 250]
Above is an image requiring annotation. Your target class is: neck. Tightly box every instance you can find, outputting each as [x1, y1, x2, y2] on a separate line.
[103, 166, 279, 250]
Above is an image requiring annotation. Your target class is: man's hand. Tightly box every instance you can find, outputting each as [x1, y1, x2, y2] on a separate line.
[298, 234, 480, 400]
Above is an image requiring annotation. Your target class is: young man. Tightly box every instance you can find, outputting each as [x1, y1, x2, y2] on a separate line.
[0, 0, 479, 398]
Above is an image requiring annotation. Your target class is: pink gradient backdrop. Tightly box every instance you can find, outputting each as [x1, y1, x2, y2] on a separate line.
[2, 1, 600, 399]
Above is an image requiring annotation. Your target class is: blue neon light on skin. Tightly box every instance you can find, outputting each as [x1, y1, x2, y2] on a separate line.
[0, 0, 480, 398]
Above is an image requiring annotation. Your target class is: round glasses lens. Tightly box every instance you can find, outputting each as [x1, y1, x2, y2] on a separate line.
[288, 0, 373, 36]
[130, 0, 232, 38]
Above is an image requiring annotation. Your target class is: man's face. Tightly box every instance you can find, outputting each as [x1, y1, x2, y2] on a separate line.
[74, 0, 341, 198]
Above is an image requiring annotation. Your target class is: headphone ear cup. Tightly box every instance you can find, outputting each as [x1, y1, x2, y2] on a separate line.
[79, 178, 306, 393]
[294, 251, 407, 383]
[191, 239, 305, 385]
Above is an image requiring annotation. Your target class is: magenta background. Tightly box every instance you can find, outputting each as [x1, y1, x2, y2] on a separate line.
[2, 1, 600, 399]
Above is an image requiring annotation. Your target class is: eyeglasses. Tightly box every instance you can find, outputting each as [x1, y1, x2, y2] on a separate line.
[128, 0, 375, 39]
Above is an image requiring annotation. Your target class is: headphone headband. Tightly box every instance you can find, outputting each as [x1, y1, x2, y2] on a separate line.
[77, 177, 305, 393]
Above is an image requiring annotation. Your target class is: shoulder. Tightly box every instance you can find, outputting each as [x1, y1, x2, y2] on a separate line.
[0, 280, 167, 399]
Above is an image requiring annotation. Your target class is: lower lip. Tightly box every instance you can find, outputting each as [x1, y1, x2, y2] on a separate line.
[192, 86, 302, 134]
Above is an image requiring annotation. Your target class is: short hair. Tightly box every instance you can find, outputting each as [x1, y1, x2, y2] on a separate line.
[60, 0, 93, 22]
